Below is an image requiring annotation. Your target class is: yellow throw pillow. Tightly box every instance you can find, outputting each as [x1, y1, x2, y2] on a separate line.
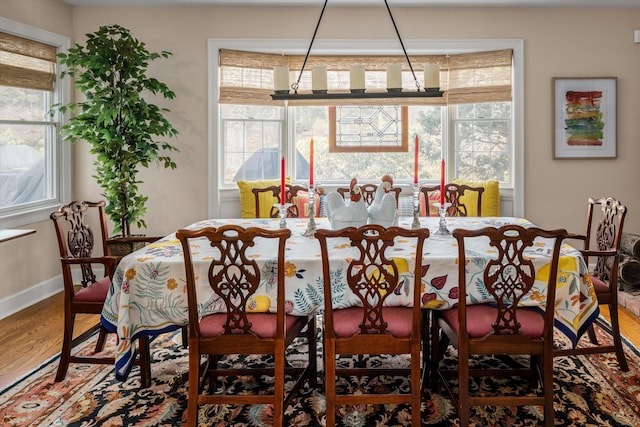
[451, 178, 500, 217]
[237, 178, 291, 218]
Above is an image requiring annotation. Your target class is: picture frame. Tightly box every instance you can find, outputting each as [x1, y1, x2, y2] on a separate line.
[553, 77, 617, 159]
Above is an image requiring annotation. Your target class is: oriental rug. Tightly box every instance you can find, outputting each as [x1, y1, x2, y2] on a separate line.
[2, 326, 640, 427]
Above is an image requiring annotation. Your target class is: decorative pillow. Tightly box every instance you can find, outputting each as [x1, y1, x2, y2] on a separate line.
[419, 190, 441, 216]
[237, 178, 290, 218]
[294, 191, 321, 218]
[452, 178, 500, 217]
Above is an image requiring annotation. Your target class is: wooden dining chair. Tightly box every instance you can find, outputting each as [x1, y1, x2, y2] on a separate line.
[315, 224, 430, 427]
[50, 201, 152, 387]
[554, 197, 629, 371]
[430, 225, 567, 427]
[176, 225, 317, 427]
[252, 183, 307, 218]
[420, 183, 484, 217]
[337, 183, 402, 207]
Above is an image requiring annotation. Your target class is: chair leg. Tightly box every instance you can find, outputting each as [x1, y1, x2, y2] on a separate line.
[181, 326, 188, 348]
[608, 302, 629, 371]
[586, 324, 599, 345]
[307, 318, 318, 388]
[458, 349, 470, 427]
[207, 355, 219, 393]
[55, 312, 75, 382]
[421, 310, 431, 390]
[138, 336, 152, 388]
[187, 350, 201, 427]
[543, 355, 555, 427]
[412, 344, 422, 427]
[429, 316, 446, 391]
[529, 355, 541, 389]
[324, 339, 336, 427]
[274, 349, 285, 427]
[94, 326, 108, 352]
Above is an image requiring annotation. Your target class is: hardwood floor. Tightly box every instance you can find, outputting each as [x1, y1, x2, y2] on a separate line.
[1, 292, 640, 390]
[0, 292, 100, 389]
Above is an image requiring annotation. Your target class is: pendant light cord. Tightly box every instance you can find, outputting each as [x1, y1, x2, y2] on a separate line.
[384, 0, 421, 91]
[292, 0, 328, 93]
[292, 0, 421, 94]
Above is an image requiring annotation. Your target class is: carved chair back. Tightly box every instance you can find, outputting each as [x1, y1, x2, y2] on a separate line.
[337, 184, 401, 207]
[50, 200, 112, 288]
[420, 183, 484, 217]
[252, 183, 307, 218]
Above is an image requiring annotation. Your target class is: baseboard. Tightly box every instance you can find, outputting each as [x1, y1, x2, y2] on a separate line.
[0, 276, 63, 320]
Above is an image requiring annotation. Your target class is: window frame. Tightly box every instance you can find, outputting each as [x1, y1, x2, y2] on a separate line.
[0, 18, 71, 228]
[209, 38, 524, 218]
[329, 105, 409, 153]
[449, 102, 513, 186]
[220, 111, 285, 182]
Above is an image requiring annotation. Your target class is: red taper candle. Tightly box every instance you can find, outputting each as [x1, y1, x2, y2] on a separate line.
[309, 138, 314, 186]
[281, 156, 286, 204]
[439, 158, 445, 205]
[413, 135, 419, 185]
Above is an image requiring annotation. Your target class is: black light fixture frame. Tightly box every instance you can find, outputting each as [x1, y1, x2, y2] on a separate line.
[270, 0, 444, 101]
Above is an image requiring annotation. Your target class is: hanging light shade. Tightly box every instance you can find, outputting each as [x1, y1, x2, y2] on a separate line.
[271, 0, 444, 101]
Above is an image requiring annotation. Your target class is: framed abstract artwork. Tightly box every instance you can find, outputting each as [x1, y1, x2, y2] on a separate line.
[553, 77, 617, 159]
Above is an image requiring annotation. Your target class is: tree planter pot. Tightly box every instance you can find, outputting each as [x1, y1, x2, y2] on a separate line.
[107, 236, 161, 257]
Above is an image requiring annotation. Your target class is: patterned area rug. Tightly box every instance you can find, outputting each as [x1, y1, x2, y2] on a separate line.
[2, 326, 640, 427]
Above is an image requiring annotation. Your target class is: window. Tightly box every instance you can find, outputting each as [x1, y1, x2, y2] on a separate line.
[453, 102, 511, 183]
[210, 39, 523, 217]
[329, 106, 408, 153]
[0, 18, 70, 228]
[221, 104, 284, 182]
[291, 104, 443, 183]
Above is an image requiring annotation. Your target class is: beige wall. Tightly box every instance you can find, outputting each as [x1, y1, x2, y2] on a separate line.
[1, 0, 74, 315]
[2, 3, 639, 316]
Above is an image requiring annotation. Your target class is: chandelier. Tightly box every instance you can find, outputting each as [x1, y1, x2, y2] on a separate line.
[271, 0, 444, 101]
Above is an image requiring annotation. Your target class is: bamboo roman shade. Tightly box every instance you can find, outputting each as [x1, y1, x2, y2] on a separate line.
[219, 48, 512, 106]
[0, 31, 57, 92]
[447, 49, 512, 104]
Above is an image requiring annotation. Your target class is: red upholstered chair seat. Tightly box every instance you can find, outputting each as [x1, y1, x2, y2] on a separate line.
[199, 313, 309, 338]
[72, 276, 111, 302]
[590, 276, 610, 294]
[440, 305, 545, 339]
[333, 306, 414, 338]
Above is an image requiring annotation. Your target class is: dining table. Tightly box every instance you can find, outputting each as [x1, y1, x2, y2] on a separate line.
[101, 216, 599, 382]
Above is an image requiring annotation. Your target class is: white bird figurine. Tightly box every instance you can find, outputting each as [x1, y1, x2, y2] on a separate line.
[367, 175, 398, 227]
[325, 177, 369, 229]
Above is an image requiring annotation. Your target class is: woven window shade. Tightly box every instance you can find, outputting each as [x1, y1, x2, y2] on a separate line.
[219, 48, 512, 106]
[447, 49, 512, 104]
[0, 31, 57, 91]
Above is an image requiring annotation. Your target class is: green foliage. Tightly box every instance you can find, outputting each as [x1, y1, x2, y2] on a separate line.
[54, 25, 179, 237]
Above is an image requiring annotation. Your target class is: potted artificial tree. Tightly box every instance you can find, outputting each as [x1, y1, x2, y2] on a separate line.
[55, 25, 179, 253]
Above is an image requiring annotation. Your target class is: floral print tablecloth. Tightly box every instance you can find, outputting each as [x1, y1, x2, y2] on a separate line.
[101, 216, 598, 381]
